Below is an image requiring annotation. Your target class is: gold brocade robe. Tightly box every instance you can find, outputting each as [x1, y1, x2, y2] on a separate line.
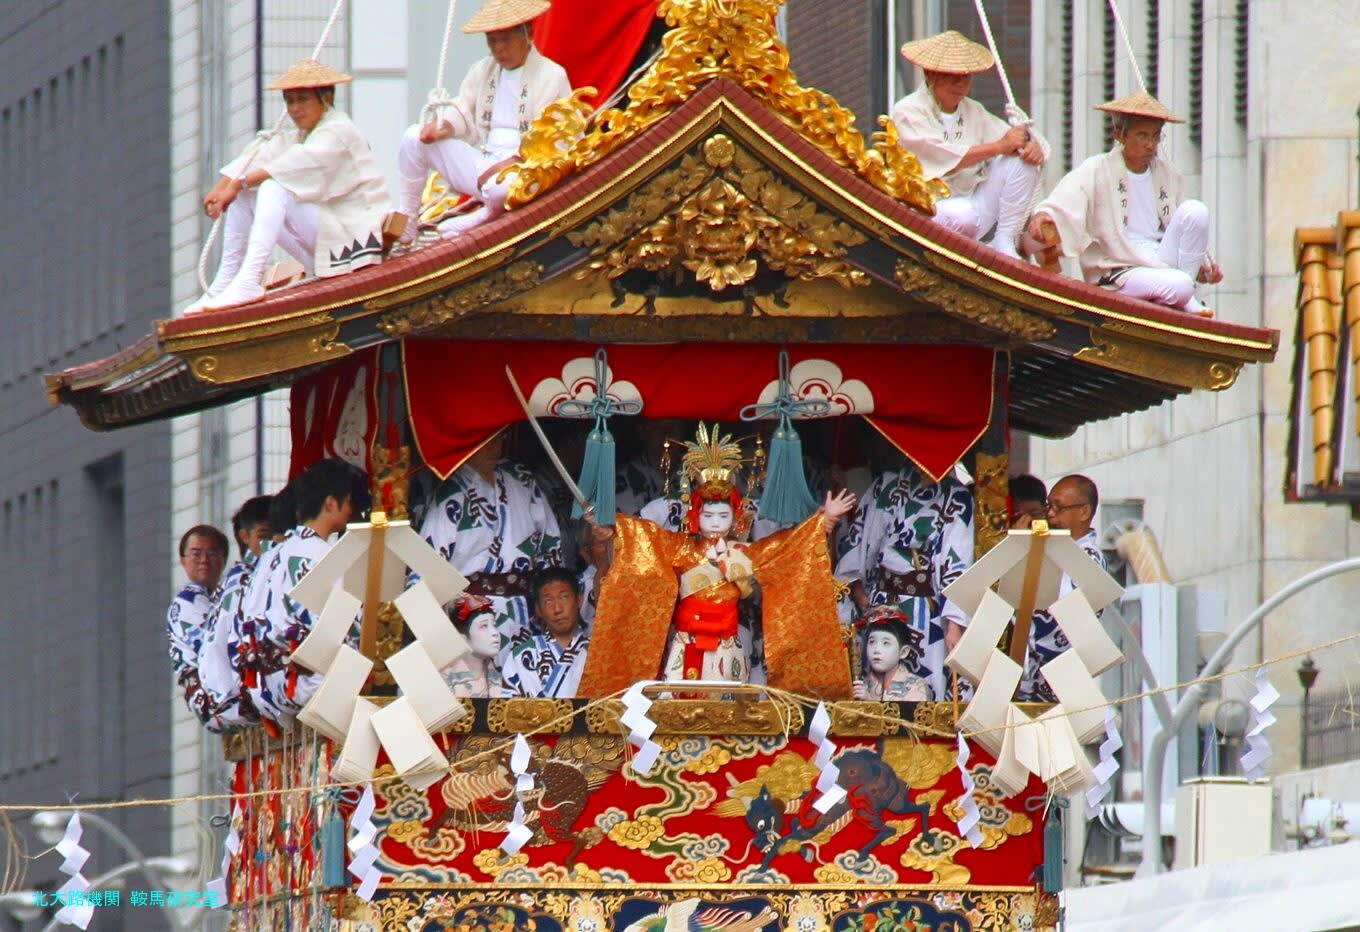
[578, 513, 852, 698]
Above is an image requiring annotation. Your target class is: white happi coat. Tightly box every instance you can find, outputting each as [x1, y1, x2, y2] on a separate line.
[1036, 148, 1185, 285]
[417, 461, 564, 660]
[891, 86, 1049, 198]
[221, 108, 391, 277]
[836, 467, 975, 700]
[197, 553, 259, 730]
[166, 581, 220, 729]
[441, 48, 572, 150]
[501, 630, 590, 698]
[239, 526, 345, 726]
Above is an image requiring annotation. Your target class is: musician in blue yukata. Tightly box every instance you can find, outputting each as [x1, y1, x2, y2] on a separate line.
[836, 455, 975, 701]
[417, 430, 563, 664]
[166, 524, 230, 729]
[196, 494, 272, 731]
[240, 458, 369, 728]
[500, 568, 590, 699]
[1020, 474, 1107, 702]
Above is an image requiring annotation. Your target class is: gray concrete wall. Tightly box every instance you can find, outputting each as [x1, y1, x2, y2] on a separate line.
[0, 1, 173, 927]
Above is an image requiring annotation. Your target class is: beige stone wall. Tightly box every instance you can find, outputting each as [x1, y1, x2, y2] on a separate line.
[1031, 0, 1360, 773]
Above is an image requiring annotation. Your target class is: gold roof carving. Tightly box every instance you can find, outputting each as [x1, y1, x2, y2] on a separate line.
[508, 0, 947, 213]
[569, 133, 869, 291]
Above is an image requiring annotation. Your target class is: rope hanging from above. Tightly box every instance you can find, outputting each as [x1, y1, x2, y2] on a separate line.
[421, 0, 461, 125]
[1104, 0, 1149, 96]
[196, 0, 350, 294]
[970, 0, 1030, 126]
[739, 350, 827, 525]
[555, 348, 642, 526]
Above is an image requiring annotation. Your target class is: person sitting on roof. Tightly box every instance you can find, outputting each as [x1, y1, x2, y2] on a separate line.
[395, 0, 571, 240]
[1028, 92, 1223, 317]
[186, 60, 392, 314]
[892, 31, 1047, 260]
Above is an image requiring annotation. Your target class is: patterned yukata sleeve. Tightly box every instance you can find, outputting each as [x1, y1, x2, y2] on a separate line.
[932, 479, 976, 628]
[834, 472, 889, 582]
[525, 473, 564, 571]
[498, 638, 542, 698]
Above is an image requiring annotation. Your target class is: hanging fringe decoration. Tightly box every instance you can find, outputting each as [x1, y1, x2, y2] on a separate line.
[1241, 666, 1279, 783]
[346, 785, 381, 901]
[1042, 796, 1068, 894]
[502, 735, 535, 856]
[621, 681, 663, 776]
[558, 349, 641, 526]
[320, 788, 359, 889]
[1084, 707, 1123, 819]
[207, 804, 243, 907]
[953, 733, 984, 847]
[809, 703, 848, 814]
[739, 350, 827, 525]
[53, 813, 93, 929]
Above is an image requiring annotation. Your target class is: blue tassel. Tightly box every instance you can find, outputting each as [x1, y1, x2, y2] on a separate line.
[573, 424, 616, 525]
[321, 811, 346, 889]
[1042, 799, 1065, 893]
[758, 422, 817, 525]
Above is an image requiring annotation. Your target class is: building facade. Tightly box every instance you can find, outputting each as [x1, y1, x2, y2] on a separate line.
[0, 2, 173, 927]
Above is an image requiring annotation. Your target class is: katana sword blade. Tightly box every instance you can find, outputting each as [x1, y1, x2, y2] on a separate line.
[504, 365, 595, 519]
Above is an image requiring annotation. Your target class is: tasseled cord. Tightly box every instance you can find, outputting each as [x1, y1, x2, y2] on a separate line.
[319, 786, 361, 889]
[561, 348, 640, 526]
[1042, 795, 1068, 894]
[739, 350, 827, 525]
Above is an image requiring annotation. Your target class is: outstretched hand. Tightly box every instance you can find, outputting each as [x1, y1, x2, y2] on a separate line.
[821, 489, 857, 527]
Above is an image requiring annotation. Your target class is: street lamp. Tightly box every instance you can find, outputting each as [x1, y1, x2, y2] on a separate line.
[1298, 656, 1319, 768]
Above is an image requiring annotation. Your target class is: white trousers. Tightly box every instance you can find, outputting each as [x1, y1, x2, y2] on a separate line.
[1116, 199, 1210, 311]
[209, 181, 319, 294]
[932, 154, 1041, 251]
[397, 125, 514, 221]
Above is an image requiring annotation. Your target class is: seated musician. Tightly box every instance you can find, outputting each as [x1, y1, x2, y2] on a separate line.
[500, 568, 590, 698]
[395, 0, 572, 239]
[892, 31, 1047, 260]
[440, 595, 504, 698]
[188, 60, 392, 313]
[1028, 93, 1222, 316]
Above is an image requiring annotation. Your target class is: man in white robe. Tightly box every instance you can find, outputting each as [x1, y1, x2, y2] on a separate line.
[417, 432, 564, 664]
[187, 60, 392, 313]
[1029, 92, 1222, 316]
[166, 526, 229, 730]
[501, 568, 590, 698]
[396, 0, 571, 239]
[240, 459, 368, 730]
[197, 495, 272, 730]
[892, 31, 1046, 259]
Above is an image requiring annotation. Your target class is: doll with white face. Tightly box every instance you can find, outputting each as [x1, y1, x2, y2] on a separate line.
[441, 597, 504, 698]
[852, 607, 929, 701]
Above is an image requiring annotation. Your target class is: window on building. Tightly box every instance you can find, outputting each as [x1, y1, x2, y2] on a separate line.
[200, 407, 229, 531]
[938, 0, 1033, 116]
[1061, 0, 1074, 171]
[1146, 0, 1160, 99]
[1234, 0, 1248, 127]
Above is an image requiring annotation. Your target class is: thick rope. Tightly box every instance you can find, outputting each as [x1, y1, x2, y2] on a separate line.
[195, 0, 349, 294]
[1105, 0, 1148, 96]
[971, 0, 1029, 124]
[422, 0, 461, 125]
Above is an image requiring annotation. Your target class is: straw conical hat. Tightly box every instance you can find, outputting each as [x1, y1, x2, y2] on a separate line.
[266, 59, 353, 91]
[462, 0, 551, 33]
[1095, 91, 1185, 124]
[899, 30, 994, 75]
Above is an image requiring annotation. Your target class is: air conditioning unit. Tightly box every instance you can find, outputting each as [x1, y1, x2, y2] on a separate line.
[1174, 776, 1272, 869]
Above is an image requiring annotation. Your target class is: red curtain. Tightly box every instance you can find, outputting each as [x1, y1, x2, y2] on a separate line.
[288, 348, 379, 478]
[401, 340, 994, 481]
[534, 0, 661, 107]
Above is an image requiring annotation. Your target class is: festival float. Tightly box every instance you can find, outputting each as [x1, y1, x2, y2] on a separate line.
[45, 0, 1277, 929]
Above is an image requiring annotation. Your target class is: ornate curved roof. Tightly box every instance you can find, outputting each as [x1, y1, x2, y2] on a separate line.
[46, 1, 1275, 436]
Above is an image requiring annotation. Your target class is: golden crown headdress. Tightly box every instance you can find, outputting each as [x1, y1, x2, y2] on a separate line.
[681, 422, 745, 488]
